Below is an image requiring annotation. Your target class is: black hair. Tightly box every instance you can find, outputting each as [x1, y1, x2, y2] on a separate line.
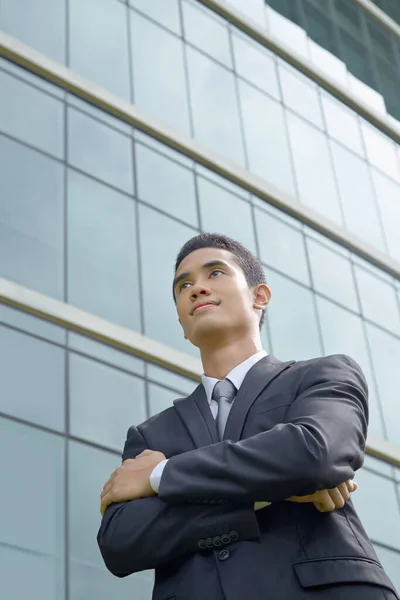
[174, 233, 266, 328]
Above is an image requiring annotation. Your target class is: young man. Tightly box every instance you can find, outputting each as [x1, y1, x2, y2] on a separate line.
[98, 234, 398, 600]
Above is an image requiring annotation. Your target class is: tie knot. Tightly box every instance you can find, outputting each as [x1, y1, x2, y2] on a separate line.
[212, 378, 236, 404]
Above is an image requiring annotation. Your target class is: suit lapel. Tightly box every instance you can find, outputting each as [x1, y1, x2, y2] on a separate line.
[173, 384, 219, 449]
[223, 355, 295, 442]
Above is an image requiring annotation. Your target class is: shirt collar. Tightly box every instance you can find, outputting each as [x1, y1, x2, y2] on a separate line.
[201, 350, 267, 405]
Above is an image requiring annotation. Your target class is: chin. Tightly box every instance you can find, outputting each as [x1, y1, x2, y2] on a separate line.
[189, 318, 231, 347]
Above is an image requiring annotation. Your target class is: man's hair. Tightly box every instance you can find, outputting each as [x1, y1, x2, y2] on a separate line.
[174, 233, 267, 328]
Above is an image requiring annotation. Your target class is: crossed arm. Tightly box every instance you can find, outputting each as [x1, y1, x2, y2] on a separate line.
[98, 354, 367, 577]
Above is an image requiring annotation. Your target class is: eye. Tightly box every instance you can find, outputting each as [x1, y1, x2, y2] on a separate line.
[179, 281, 191, 292]
[210, 269, 223, 278]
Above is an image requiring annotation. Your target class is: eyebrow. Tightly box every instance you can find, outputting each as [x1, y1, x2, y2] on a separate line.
[173, 260, 230, 292]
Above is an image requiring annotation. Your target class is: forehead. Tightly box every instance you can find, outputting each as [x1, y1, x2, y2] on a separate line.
[176, 247, 238, 275]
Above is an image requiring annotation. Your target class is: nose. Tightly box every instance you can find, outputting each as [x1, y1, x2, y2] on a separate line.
[190, 284, 211, 301]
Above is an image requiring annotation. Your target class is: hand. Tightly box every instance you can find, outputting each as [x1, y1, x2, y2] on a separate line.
[286, 479, 358, 513]
[100, 450, 167, 516]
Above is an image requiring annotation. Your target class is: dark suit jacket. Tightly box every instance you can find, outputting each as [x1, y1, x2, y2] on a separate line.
[98, 354, 399, 600]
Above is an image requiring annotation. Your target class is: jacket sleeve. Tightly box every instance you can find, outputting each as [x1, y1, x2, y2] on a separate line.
[97, 425, 260, 577]
[157, 354, 369, 505]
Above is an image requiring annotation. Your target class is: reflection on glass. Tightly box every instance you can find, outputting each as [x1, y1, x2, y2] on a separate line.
[354, 266, 400, 335]
[361, 121, 400, 183]
[372, 169, 400, 263]
[278, 62, 324, 129]
[238, 79, 296, 197]
[330, 142, 386, 252]
[0, 0, 66, 64]
[69, 0, 130, 100]
[147, 363, 196, 396]
[0, 70, 64, 158]
[198, 177, 257, 254]
[255, 208, 310, 285]
[351, 469, 400, 549]
[315, 295, 384, 439]
[266, 269, 322, 361]
[69, 353, 147, 449]
[286, 112, 343, 225]
[0, 419, 64, 598]
[130, 11, 191, 135]
[366, 323, 400, 446]
[0, 137, 64, 299]
[231, 31, 280, 99]
[68, 108, 134, 193]
[139, 204, 199, 356]
[0, 326, 65, 430]
[187, 47, 245, 167]
[321, 92, 364, 156]
[182, 0, 232, 67]
[130, 0, 181, 34]
[149, 383, 180, 416]
[136, 143, 198, 227]
[307, 237, 359, 311]
[0, 303, 65, 344]
[67, 170, 141, 331]
[69, 442, 152, 600]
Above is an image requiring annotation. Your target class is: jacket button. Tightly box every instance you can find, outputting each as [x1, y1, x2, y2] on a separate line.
[221, 534, 231, 545]
[197, 540, 207, 550]
[205, 538, 214, 548]
[218, 549, 230, 561]
[230, 531, 239, 541]
[213, 536, 222, 547]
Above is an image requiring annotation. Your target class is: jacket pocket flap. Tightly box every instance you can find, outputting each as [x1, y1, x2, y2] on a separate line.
[293, 557, 396, 593]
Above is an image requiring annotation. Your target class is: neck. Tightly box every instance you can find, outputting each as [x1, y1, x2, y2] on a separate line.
[200, 336, 262, 380]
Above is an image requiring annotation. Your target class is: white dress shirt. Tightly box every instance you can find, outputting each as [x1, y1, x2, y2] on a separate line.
[150, 350, 268, 494]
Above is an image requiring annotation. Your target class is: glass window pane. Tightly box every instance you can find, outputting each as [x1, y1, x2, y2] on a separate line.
[182, 0, 232, 67]
[366, 323, 400, 446]
[330, 141, 386, 252]
[354, 265, 400, 335]
[68, 333, 144, 376]
[198, 177, 257, 254]
[68, 108, 134, 193]
[232, 31, 280, 99]
[0, 70, 64, 158]
[67, 170, 141, 331]
[372, 169, 400, 263]
[361, 121, 400, 183]
[363, 454, 394, 478]
[147, 363, 196, 396]
[139, 204, 199, 356]
[0, 0, 66, 64]
[69, 441, 152, 600]
[286, 112, 343, 224]
[0, 419, 64, 598]
[238, 80, 296, 197]
[130, 12, 191, 135]
[69, 0, 130, 101]
[255, 208, 310, 285]
[135, 130, 193, 168]
[0, 137, 64, 299]
[320, 91, 364, 156]
[136, 143, 198, 227]
[278, 62, 324, 129]
[0, 326, 65, 430]
[0, 58, 65, 99]
[69, 353, 146, 449]
[0, 303, 66, 345]
[196, 164, 250, 200]
[351, 469, 400, 549]
[68, 94, 132, 135]
[307, 237, 359, 311]
[227, 0, 266, 24]
[129, 0, 180, 35]
[149, 383, 179, 416]
[315, 296, 385, 439]
[374, 545, 400, 595]
[187, 47, 246, 167]
[266, 269, 322, 361]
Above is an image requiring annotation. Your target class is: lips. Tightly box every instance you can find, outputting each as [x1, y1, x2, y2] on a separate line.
[192, 301, 217, 315]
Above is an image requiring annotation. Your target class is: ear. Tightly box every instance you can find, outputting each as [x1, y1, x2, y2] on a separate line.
[253, 284, 271, 310]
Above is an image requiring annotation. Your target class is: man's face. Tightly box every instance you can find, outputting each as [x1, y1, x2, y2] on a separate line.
[173, 247, 266, 348]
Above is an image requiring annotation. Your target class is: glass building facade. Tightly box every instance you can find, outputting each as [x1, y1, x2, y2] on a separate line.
[0, 0, 400, 598]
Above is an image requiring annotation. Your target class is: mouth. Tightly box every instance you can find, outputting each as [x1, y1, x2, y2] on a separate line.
[192, 301, 218, 315]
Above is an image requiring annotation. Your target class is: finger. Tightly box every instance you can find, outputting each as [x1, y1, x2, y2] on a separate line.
[328, 488, 345, 509]
[336, 482, 350, 503]
[101, 481, 112, 499]
[345, 480, 358, 493]
[319, 490, 336, 512]
[100, 491, 113, 516]
[313, 501, 326, 513]
[135, 450, 153, 458]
